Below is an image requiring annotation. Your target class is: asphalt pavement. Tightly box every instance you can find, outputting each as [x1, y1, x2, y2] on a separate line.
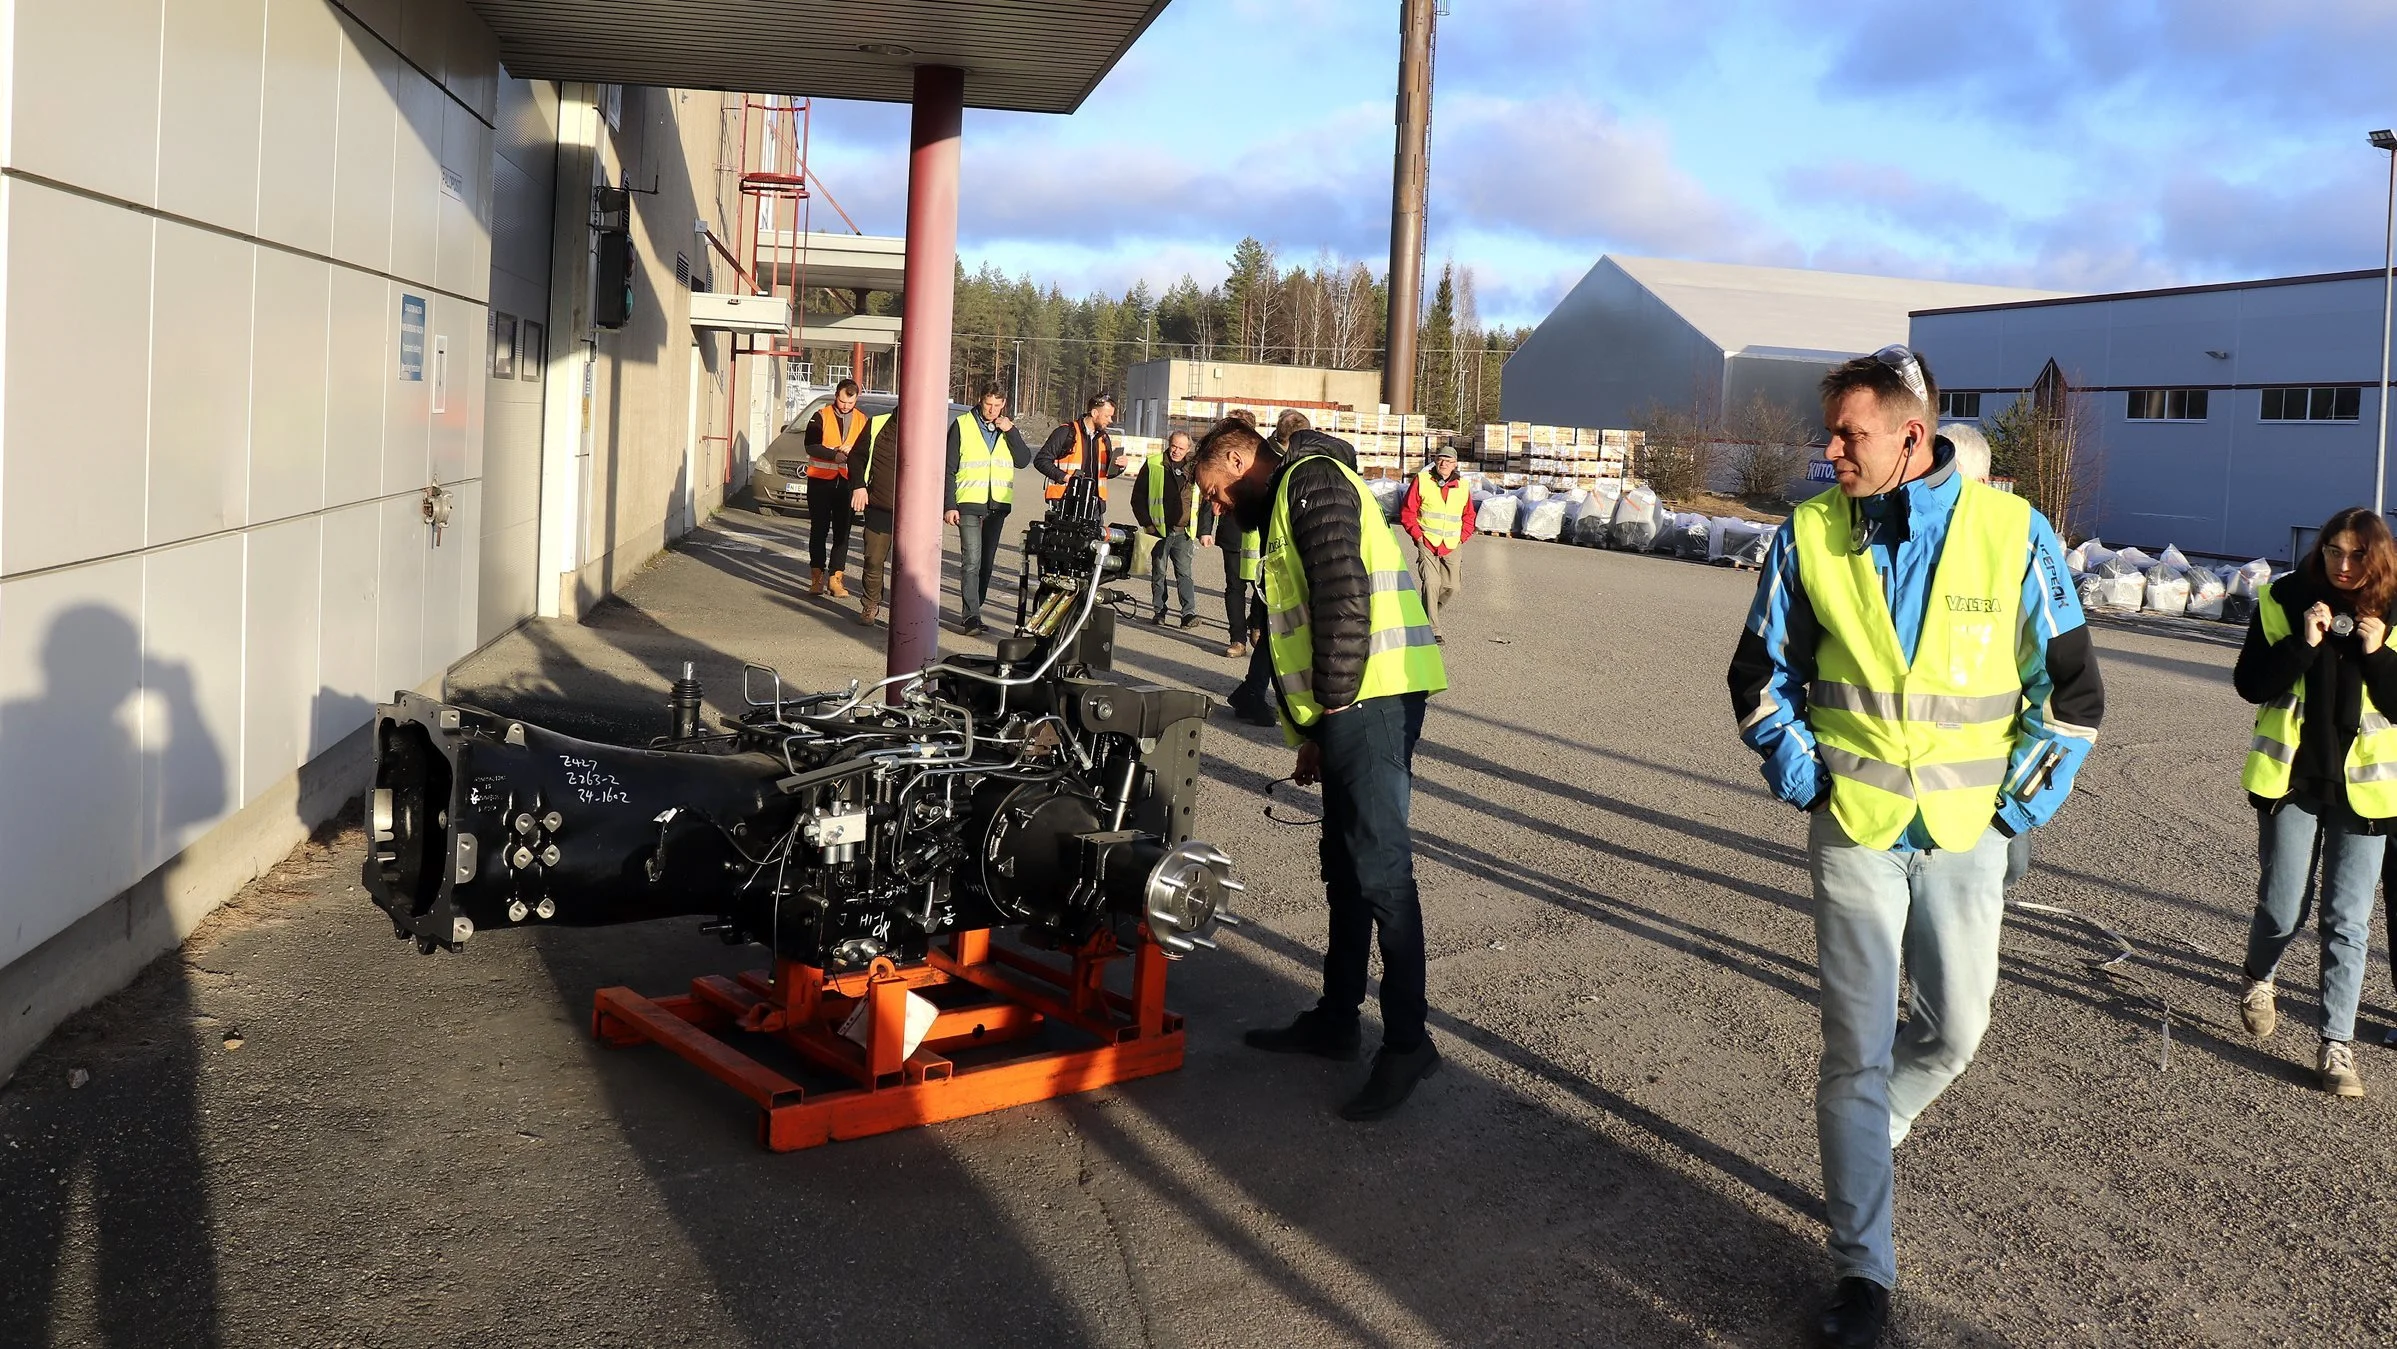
[2, 489, 2391, 1348]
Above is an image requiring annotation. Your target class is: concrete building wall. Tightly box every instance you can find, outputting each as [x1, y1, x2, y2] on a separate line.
[0, 0, 497, 999]
[1915, 273, 2390, 560]
[564, 87, 740, 615]
[0, 5, 754, 1079]
[1499, 259, 1723, 430]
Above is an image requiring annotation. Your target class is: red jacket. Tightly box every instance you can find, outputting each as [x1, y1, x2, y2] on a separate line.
[1399, 469, 1476, 555]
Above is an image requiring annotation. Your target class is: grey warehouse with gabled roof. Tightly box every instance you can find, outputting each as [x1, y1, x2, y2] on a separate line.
[1500, 255, 2071, 432]
[1912, 268, 2394, 562]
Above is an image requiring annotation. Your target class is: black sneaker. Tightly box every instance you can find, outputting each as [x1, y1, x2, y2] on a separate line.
[1228, 699, 1280, 728]
[1148, 610, 1168, 626]
[1179, 613, 1201, 629]
[1338, 1039, 1441, 1120]
[1817, 1277, 1890, 1348]
[1242, 1009, 1361, 1061]
[960, 615, 986, 636]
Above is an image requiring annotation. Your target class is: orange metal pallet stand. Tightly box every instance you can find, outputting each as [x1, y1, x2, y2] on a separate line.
[591, 928, 1183, 1151]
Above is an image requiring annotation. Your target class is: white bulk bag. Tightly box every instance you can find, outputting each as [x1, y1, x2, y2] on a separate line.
[1610, 487, 1665, 550]
[1518, 492, 1570, 541]
[1473, 489, 1518, 536]
[1714, 517, 1771, 566]
[2143, 564, 2191, 616]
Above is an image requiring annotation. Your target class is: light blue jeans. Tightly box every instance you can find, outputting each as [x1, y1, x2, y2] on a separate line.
[1809, 809, 2008, 1291]
[2243, 799, 2384, 1044]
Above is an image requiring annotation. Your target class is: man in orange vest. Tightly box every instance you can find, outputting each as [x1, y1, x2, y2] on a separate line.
[804, 379, 869, 597]
[1398, 446, 1476, 643]
[1034, 392, 1125, 501]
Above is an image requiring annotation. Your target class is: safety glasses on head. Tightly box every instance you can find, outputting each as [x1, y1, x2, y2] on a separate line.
[1872, 344, 1928, 406]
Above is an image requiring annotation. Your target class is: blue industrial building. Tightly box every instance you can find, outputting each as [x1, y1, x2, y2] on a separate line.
[1913, 269, 2393, 561]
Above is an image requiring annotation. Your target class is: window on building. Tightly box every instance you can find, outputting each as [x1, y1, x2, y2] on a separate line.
[2260, 386, 2362, 421]
[2126, 388, 2208, 421]
[1939, 391, 1982, 419]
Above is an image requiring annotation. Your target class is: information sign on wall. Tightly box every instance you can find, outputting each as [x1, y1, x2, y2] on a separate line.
[399, 295, 427, 381]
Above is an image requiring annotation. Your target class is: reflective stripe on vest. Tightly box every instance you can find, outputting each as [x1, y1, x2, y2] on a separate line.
[954, 413, 1014, 506]
[1044, 420, 1112, 501]
[2242, 580, 2397, 816]
[1790, 479, 2031, 851]
[1263, 455, 1447, 746]
[808, 404, 866, 479]
[1414, 469, 1465, 549]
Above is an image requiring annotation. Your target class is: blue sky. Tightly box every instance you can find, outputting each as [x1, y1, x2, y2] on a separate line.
[795, 0, 2397, 328]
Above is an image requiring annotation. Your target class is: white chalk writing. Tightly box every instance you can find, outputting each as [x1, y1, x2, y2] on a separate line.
[559, 755, 631, 805]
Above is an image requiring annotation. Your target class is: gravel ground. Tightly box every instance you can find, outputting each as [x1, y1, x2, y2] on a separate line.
[1, 491, 2390, 1348]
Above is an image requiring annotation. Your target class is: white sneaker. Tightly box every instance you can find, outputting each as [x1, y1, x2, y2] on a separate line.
[2239, 978, 2277, 1039]
[2321, 1039, 2365, 1098]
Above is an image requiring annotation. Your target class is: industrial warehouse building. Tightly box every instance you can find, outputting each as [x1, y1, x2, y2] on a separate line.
[1499, 255, 2067, 433]
[1912, 268, 2395, 561]
[0, 0, 1159, 1078]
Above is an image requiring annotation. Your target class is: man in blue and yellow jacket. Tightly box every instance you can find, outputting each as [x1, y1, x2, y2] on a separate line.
[1191, 418, 1448, 1122]
[1726, 348, 2104, 1349]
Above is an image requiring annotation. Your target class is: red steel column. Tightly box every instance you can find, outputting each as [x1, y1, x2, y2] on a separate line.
[888, 65, 963, 680]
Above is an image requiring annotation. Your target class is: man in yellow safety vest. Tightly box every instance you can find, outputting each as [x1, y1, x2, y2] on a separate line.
[944, 384, 1032, 635]
[1189, 416, 1449, 1122]
[1725, 347, 2104, 1348]
[1399, 445, 1477, 642]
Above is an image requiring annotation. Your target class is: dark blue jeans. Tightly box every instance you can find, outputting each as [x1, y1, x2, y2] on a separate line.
[955, 508, 1009, 620]
[1230, 593, 1274, 711]
[1314, 690, 1430, 1051]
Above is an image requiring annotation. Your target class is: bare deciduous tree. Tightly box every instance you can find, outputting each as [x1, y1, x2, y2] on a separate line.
[1987, 358, 2102, 539]
[1727, 393, 1814, 500]
[1636, 401, 1721, 504]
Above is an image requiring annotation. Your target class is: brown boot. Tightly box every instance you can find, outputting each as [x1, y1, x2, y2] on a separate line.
[808, 567, 827, 596]
[856, 603, 878, 626]
[828, 572, 851, 598]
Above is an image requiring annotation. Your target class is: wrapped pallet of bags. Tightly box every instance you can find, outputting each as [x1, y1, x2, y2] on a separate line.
[2143, 563, 2191, 616]
[1572, 481, 1624, 545]
[2157, 543, 2193, 571]
[1610, 486, 1664, 550]
[2109, 545, 2155, 573]
[1714, 516, 1771, 567]
[2076, 574, 2108, 612]
[2230, 558, 2273, 597]
[1519, 489, 1570, 542]
[1564, 495, 1610, 547]
[1672, 513, 1713, 559]
[2186, 564, 2229, 619]
[1473, 488, 1518, 536]
[1368, 477, 1407, 522]
[2090, 567, 2147, 608]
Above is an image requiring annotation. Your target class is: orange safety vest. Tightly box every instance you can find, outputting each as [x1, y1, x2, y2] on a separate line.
[1044, 420, 1113, 501]
[807, 405, 868, 480]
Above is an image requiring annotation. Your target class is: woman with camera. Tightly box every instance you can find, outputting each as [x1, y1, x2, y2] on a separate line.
[2234, 506, 2397, 1096]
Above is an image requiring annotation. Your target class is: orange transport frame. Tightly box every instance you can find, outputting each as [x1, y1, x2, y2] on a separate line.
[591, 928, 1184, 1151]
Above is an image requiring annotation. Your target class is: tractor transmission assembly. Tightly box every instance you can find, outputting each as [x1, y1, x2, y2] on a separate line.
[362, 477, 1242, 1149]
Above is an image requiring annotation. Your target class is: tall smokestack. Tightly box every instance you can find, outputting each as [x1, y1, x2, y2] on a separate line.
[1381, 0, 1435, 414]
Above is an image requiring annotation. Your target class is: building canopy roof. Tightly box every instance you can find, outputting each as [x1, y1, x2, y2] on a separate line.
[1606, 256, 2073, 358]
[463, 0, 1169, 114]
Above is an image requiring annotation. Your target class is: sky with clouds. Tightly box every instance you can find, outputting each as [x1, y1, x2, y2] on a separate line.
[793, 0, 2397, 328]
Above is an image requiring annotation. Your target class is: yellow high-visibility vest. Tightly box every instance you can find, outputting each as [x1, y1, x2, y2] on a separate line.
[1263, 454, 1446, 747]
[1413, 469, 1466, 549]
[1790, 479, 2031, 851]
[1142, 455, 1194, 535]
[953, 413, 1014, 507]
[2242, 580, 2397, 817]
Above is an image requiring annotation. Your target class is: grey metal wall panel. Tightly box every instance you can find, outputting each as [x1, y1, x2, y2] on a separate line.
[1501, 259, 1723, 430]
